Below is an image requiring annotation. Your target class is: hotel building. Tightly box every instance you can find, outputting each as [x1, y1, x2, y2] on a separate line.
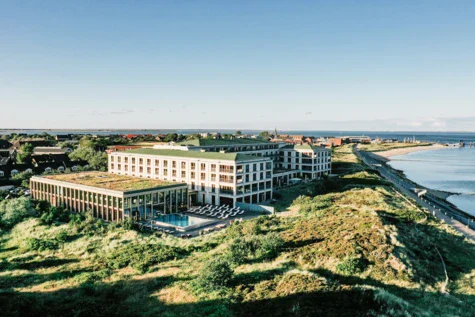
[109, 149, 274, 207]
[30, 172, 188, 221]
[30, 138, 332, 223]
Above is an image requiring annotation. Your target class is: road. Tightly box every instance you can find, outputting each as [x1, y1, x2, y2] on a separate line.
[355, 146, 475, 241]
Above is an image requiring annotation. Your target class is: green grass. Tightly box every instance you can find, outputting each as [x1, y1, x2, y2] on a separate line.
[1, 145, 475, 316]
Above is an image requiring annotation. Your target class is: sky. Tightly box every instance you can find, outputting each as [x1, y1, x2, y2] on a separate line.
[1, 0, 475, 131]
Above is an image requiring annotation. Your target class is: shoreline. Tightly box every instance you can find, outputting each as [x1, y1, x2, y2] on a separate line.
[374, 144, 446, 159]
[367, 144, 475, 215]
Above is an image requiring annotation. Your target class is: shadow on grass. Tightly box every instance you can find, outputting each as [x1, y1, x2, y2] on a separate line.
[0, 268, 92, 289]
[9, 257, 79, 271]
[0, 246, 18, 253]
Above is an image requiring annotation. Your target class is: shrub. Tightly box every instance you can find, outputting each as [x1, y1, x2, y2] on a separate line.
[39, 206, 69, 225]
[336, 256, 367, 275]
[70, 211, 106, 236]
[226, 220, 261, 240]
[197, 258, 233, 289]
[228, 232, 284, 264]
[25, 237, 59, 252]
[103, 243, 185, 273]
[256, 232, 285, 260]
[0, 197, 34, 228]
[55, 229, 69, 244]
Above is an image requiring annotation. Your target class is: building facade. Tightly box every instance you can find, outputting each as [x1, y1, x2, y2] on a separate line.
[109, 149, 273, 207]
[30, 172, 188, 222]
[277, 144, 332, 179]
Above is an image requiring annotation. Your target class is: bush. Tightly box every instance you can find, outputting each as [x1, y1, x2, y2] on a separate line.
[0, 197, 34, 228]
[25, 237, 59, 252]
[103, 243, 185, 273]
[69, 211, 106, 236]
[39, 206, 69, 225]
[197, 258, 233, 289]
[228, 232, 284, 264]
[336, 256, 367, 275]
[226, 220, 261, 240]
[256, 232, 285, 260]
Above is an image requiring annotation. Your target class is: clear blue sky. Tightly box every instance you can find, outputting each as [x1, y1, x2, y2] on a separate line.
[1, 1, 475, 131]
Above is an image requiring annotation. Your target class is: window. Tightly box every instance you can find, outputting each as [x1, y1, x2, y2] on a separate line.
[0, 171, 4, 177]
[172, 161, 176, 168]
[155, 168, 159, 174]
[164, 160, 168, 167]
[110, 156, 114, 162]
[181, 171, 186, 178]
[147, 159, 151, 166]
[111, 163, 115, 169]
[211, 164, 217, 172]
[155, 159, 159, 166]
[132, 158, 136, 164]
[147, 167, 151, 174]
[172, 170, 177, 177]
[139, 158, 143, 164]
[201, 173, 206, 180]
[124, 157, 128, 163]
[164, 169, 168, 176]
[181, 162, 186, 169]
[200, 163, 206, 170]
[139, 166, 143, 173]
[191, 162, 196, 170]
[117, 156, 121, 163]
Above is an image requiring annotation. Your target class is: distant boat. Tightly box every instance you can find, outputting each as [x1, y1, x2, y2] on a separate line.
[446, 143, 460, 148]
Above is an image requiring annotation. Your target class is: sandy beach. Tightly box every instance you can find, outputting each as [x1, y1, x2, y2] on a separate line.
[374, 144, 446, 159]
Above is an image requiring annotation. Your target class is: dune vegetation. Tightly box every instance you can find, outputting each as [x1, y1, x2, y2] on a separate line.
[1, 144, 475, 316]
[357, 142, 433, 152]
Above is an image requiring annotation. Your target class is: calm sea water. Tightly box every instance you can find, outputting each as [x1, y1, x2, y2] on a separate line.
[388, 147, 475, 216]
[2, 129, 475, 144]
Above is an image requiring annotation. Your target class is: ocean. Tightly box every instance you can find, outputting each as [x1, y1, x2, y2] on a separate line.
[388, 147, 475, 216]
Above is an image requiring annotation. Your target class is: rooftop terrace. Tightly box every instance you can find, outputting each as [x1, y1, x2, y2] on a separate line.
[39, 172, 180, 192]
[121, 148, 268, 162]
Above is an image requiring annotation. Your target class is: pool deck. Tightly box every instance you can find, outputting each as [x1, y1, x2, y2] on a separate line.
[137, 210, 266, 237]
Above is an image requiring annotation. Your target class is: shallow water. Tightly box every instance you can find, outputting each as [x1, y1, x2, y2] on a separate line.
[388, 147, 475, 216]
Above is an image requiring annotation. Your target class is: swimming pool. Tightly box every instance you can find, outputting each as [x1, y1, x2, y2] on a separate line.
[154, 214, 214, 231]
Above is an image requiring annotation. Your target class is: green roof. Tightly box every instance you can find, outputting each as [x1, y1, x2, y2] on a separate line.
[177, 138, 271, 147]
[122, 148, 268, 162]
[40, 172, 181, 192]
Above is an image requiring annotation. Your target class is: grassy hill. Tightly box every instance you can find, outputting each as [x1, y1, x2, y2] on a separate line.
[1, 144, 475, 316]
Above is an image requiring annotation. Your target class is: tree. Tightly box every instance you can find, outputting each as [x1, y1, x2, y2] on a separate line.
[12, 170, 34, 188]
[235, 130, 242, 135]
[69, 147, 107, 171]
[16, 143, 34, 164]
[79, 136, 95, 149]
[197, 258, 233, 289]
[259, 131, 271, 140]
[0, 197, 34, 228]
[163, 133, 178, 143]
